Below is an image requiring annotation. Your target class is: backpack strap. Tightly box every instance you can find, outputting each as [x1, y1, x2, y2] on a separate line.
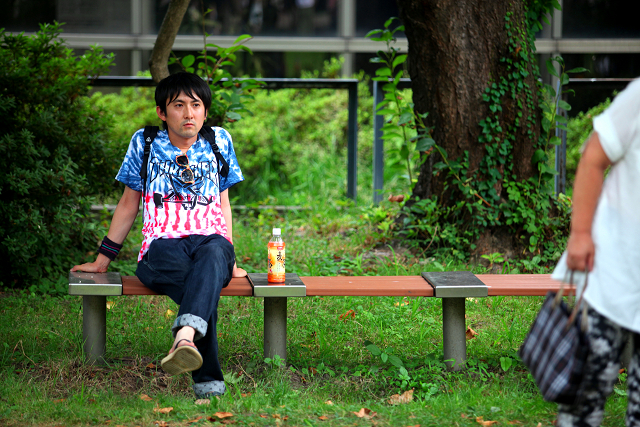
[199, 126, 230, 178]
[140, 125, 159, 189]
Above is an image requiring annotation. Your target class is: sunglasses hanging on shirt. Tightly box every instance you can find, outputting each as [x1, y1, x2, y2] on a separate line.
[176, 154, 195, 184]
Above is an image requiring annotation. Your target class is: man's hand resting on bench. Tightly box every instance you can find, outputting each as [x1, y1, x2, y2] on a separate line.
[71, 253, 111, 273]
[233, 263, 247, 277]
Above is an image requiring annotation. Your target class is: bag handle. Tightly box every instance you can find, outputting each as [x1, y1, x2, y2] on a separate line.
[553, 270, 589, 332]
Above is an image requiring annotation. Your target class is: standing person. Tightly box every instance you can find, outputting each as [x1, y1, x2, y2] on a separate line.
[72, 72, 246, 399]
[552, 78, 640, 426]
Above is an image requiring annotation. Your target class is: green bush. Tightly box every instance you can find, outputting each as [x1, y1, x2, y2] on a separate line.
[0, 23, 116, 292]
[564, 97, 612, 192]
[88, 84, 159, 160]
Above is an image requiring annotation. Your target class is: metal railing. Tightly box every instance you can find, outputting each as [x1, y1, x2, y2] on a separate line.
[92, 76, 360, 202]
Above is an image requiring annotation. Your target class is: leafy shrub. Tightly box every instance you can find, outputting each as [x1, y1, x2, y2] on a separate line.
[88, 84, 159, 162]
[0, 23, 116, 292]
[564, 97, 612, 191]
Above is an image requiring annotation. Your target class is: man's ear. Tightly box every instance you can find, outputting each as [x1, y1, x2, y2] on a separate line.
[156, 106, 166, 121]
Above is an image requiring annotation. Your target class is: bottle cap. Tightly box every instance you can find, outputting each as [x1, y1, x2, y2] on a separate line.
[273, 228, 281, 235]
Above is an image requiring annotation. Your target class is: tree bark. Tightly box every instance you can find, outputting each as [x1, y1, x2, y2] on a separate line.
[149, 0, 191, 83]
[397, 0, 541, 203]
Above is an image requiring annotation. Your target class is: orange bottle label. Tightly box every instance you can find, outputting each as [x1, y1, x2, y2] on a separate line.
[267, 242, 286, 283]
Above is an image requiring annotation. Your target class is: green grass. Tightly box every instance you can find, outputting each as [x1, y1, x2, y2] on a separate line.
[0, 204, 628, 426]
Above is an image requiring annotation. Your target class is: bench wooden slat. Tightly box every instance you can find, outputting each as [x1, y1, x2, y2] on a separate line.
[121, 276, 254, 296]
[479, 274, 563, 296]
[301, 276, 434, 297]
[121, 274, 564, 298]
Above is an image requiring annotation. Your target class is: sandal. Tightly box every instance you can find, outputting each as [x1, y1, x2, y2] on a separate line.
[161, 339, 203, 376]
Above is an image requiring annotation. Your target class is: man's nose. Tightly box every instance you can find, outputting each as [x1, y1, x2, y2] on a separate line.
[184, 105, 194, 118]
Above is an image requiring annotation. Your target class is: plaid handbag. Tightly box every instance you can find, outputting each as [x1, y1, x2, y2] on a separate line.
[518, 273, 589, 405]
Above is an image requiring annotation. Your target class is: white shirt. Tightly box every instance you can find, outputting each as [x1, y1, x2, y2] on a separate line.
[553, 78, 640, 332]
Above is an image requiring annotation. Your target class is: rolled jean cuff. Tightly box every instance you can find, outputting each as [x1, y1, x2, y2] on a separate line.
[171, 314, 207, 341]
[193, 380, 226, 398]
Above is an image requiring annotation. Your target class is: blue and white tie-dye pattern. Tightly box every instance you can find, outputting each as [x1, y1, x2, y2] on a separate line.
[115, 126, 243, 261]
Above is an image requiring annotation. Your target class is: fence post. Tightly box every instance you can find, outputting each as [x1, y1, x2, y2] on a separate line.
[347, 81, 358, 203]
[373, 80, 385, 205]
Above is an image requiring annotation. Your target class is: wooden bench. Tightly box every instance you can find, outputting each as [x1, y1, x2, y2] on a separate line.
[69, 272, 562, 369]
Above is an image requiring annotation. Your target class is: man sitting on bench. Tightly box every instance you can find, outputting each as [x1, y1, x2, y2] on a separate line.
[72, 72, 246, 399]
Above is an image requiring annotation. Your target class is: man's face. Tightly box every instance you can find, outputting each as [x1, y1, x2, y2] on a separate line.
[156, 91, 207, 144]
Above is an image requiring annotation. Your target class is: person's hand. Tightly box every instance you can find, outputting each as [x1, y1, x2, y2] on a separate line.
[232, 263, 247, 277]
[71, 255, 110, 273]
[566, 231, 595, 272]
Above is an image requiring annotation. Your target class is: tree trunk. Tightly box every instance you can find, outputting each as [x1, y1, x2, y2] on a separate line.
[149, 0, 191, 83]
[397, 0, 541, 204]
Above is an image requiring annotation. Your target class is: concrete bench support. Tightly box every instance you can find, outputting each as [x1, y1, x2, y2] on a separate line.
[442, 297, 467, 370]
[264, 297, 288, 360]
[70, 272, 123, 365]
[247, 273, 306, 363]
[83, 295, 107, 364]
[422, 271, 488, 371]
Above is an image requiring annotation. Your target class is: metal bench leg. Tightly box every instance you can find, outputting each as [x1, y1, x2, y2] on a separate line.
[83, 295, 106, 365]
[263, 297, 287, 362]
[442, 297, 466, 370]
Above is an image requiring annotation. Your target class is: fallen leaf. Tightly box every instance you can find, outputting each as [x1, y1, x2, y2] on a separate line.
[476, 416, 498, 426]
[353, 408, 377, 419]
[187, 416, 203, 424]
[461, 414, 470, 419]
[466, 327, 479, 340]
[194, 399, 210, 405]
[259, 414, 268, 418]
[214, 412, 234, 419]
[339, 309, 356, 322]
[241, 393, 252, 397]
[140, 394, 153, 401]
[388, 194, 405, 203]
[165, 309, 176, 319]
[155, 422, 169, 427]
[52, 398, 66, 403]
[507, 421, 523, 425]
[106, 301, 115, 309]
[318, 415, 329, 421]
[146, 363, 156, 369]
[620, 368, 626, 374]
[388, 389, 414, 405]
[154, 407, 173, 414]
[325, 400, 333, 405]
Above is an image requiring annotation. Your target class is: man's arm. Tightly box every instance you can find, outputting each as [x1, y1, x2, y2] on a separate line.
[71, 186, 142, 273]
[220, 189, 247, 277]
[566, 132, 612, 271]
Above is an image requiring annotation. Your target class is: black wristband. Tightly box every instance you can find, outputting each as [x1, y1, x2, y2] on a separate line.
[98, 236, 123, 261]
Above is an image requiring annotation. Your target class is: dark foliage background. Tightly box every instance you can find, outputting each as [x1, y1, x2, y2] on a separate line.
[0, 23, 117, 291]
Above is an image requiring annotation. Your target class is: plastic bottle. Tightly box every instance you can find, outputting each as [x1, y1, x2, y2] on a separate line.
[268, 228, 286, 283]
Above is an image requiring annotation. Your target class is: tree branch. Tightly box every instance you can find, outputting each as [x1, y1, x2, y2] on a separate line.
[149, 0, 191, 83]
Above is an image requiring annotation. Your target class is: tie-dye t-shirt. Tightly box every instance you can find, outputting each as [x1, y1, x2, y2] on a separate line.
[116, 126, 243, 261]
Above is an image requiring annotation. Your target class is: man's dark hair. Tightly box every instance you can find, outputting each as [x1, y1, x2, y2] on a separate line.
[155, 73, 212, 127]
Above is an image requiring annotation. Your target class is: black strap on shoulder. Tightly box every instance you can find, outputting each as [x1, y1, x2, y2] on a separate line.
[199, 126, 229, 178]
[140, 125, 159, 184]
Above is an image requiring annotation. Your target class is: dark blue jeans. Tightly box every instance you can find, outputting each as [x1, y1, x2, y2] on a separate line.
[135, 234, 235, 397]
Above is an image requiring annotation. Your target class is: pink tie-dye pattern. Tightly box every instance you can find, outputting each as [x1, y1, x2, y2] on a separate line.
[137, 197, 228, 261]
